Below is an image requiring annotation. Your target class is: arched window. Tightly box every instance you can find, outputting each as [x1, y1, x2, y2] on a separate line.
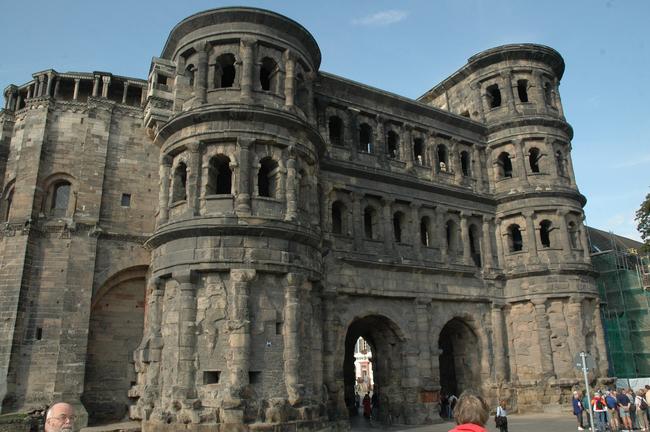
[260, 57, 279, 92]
[445, 220, 459, 255]
[508, 224, 523, 252]
[206, 155, 232, 195]
[420, 216, 431, 246]
[539, 220, 552, 248]
[469, 224, 481, 267]
[185, 64, 196, 88]
[413, 138, 424, 165]
[364, 206, 377, 239]
[359, 123, 373, 153]
[498, 152, 513, 178]
[529, 148, 541, 173]
[214, 54, 236, 88]
[3, 186, 14, 222]
[51, 180, 72, 217]
[486, 84, 501, 108]
[393, 212, 404, 243]
[172, 163, 187, 203]
[517, 79, 529, 102]
[568, 221, 579, 249]
[556, 150, 565, 176]
[460, 151, 470, 176]
[258, 157, 279, 198]
[331, 201, 346, 235]
[437, 145, 449, 172]
[329, 116, 343, 146]
[387, 130, 399, 159]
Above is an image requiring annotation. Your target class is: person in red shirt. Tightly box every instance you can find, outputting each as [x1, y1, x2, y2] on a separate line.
[448, 390, 490, 432]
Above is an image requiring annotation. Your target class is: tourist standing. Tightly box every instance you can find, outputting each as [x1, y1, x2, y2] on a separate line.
[617, 388, 634, 431]
[44, 402, 77, 432]
[605, 390, 619, 431]
[495, 400, 508, 432]
[573, 391, 585, 430]
[362, 393, 371, 419]
[448, 391, 489, 432]
[635, 389, 648, 431]
[591, 391, 607, 431]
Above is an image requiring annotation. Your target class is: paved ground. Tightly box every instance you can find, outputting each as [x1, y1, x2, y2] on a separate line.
[351, 413, 579, 432]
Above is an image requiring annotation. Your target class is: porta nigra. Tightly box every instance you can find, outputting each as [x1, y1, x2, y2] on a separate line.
[0, 7, 608, 431]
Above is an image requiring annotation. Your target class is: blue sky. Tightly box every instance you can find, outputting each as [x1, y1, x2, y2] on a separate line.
[1, 0, 648, 241]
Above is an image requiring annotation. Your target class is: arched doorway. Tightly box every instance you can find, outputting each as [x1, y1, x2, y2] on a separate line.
[343, 315, 405, 424]
[82, 267, 146, 425]
[438, 318, 480, 397]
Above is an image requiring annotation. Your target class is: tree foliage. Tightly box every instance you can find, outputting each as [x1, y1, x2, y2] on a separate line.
[635, 192, 650, 251]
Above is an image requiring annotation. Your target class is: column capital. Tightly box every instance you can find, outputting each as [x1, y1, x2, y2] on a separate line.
[240, 37, 256, 48]
[531, 297, 547, 307]
[415, 296, 432, 306]
[491, 301, 505, 310]
[409, 201, 420, 210]
[101, 75, 111, 84]
[186, 142, 201, 153]
[161, 154, 173, 166]
[522, 209, 536, 219]
[173, 270, 196, 286]
[285, 272, 306, 287]
[283, 49, 297, 62]
[380, 196, 394, 207]
[555, 208, 570, 217]
[230, 268, 256, 283]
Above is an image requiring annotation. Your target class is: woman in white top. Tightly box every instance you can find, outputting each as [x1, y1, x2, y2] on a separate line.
[495, 399, 508, 432]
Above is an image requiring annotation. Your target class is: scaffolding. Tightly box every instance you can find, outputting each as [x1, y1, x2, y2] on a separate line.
[592, 233, 650, 378]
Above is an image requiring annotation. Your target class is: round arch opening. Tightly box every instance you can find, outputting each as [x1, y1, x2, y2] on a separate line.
[343, 315, 405, 424]
[438, 318, 481, 398]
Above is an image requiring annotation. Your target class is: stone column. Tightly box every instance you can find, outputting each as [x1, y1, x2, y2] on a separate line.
[494, 218, 505, 268]
[502, 71, 518, 114]
[415, 298, 433, 386]
[305, 71, 316, 124]
[460, 212, 472, 265]
[579, 217, 591, 261]
[533, 70, 548, 114]
[556, 209, 573, 257]
[36, 75, 44, 97]
[404, 125, 414, 169]
[285, 149, 297, 221]
[157, 156, 172, 225]
[227, 269, 256, 405]
[283, 50, 295, 108]
[450, 138, 461, 183]
[524, 211, 538, 262]
[351, 192, 363, 251]
[53, 79, 60, 99]
[381, 197, 394, 252]
[174, 271, 198, 398]
[481, 217, 494, 269]
[375, 116, 386, 160]
[235, 138, 252, 216]
[196, 44, 209, 104]
[46, 72, 54, 97]
[101, 76, 111, 98]
[122, 82, 129, 104]
[531, 298, 556, 379]
[470, 82, 485, 122]
[566, 144, 578, 188]
[437, 206, 448, 263]
[553, 78, 565, 118]
[491, 303, 508, 382]
[411, 203, 421, 258]
[566, 296, 587, 379]
[514, 139, 529, 184]
[239, 38, 255, 100]
[92, 76, 100, 97]
[15, 94, 22, 110]
[284, 273, 306, 406]
[4, 91, 14, 110]
[26, 83, 33, 99]
[347, 108, 359, 159]
[186, 142, 201, 216]
[73, 79, 80, 101]
[591, 299, 610, 376]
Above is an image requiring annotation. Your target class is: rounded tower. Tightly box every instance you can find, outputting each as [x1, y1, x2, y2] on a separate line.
[132, 8, 327, 430]
[421, 44, 608, 407]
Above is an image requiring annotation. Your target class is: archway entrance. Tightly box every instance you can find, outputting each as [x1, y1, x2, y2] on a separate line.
[438, 318, 480, 397]
[343, 315, 404, 424]
[82, 269, 146, 425]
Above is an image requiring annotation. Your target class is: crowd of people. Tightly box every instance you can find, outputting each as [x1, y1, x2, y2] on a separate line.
[573, 386, 650, 431]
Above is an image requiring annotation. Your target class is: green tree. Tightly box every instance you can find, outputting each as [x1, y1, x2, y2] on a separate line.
[635, 192, 650, 252]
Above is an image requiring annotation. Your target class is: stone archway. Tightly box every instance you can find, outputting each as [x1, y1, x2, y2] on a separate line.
[438, 318, 481, 397]
[82, 267, 146, 425]
[343, 315, 405, 424]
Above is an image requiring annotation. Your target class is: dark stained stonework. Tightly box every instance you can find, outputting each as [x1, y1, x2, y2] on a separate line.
[0, 6, 608, 431]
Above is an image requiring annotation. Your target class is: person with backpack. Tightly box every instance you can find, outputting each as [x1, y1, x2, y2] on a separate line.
[604, 390, 619, 431]
[591, 391, 608, 431]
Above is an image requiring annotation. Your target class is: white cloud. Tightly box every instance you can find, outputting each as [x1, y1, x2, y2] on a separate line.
[352, 10, 409, 26]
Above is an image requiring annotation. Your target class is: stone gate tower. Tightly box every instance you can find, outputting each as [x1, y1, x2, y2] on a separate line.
[0, 6, 609, 431]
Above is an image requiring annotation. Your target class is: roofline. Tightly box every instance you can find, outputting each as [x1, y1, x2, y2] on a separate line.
[160, 7, 321, 69]
[418, 44, 565, 104]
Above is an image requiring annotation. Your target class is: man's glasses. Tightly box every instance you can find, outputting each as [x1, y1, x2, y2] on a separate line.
[51, 414, 76, 423]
